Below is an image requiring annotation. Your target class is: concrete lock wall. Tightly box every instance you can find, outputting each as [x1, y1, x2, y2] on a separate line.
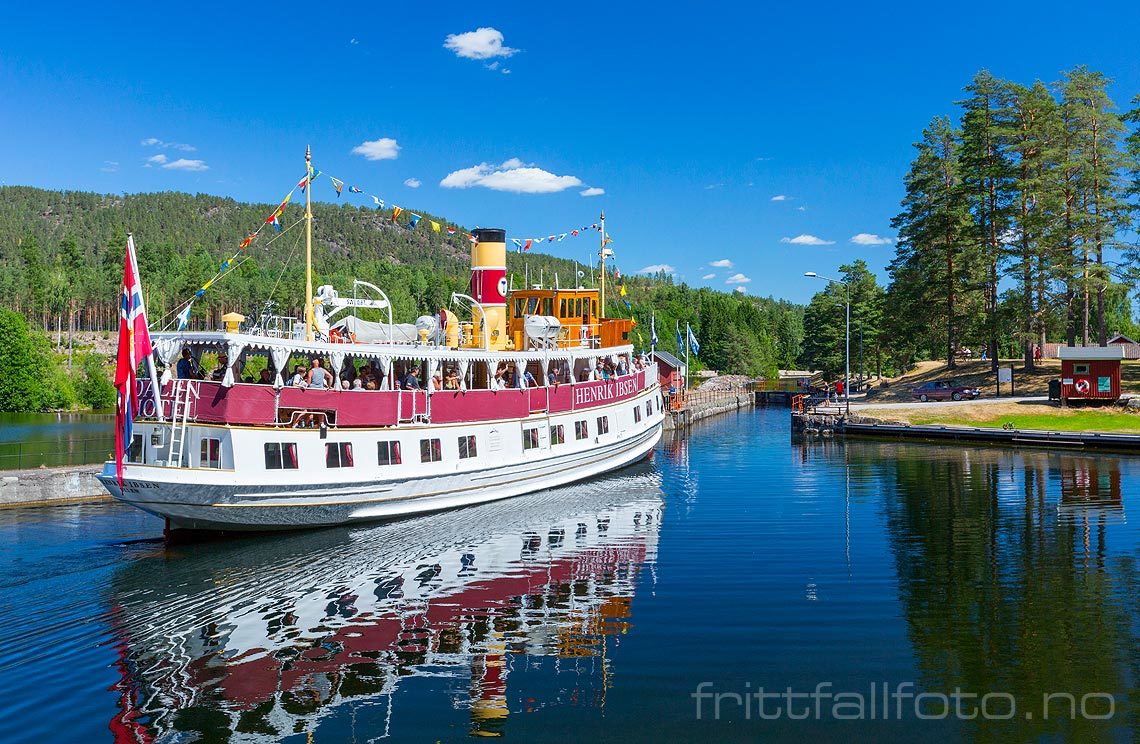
[0, 466, 108, 508]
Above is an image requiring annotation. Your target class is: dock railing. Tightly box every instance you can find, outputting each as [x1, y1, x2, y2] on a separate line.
[0, 437, 112, 471]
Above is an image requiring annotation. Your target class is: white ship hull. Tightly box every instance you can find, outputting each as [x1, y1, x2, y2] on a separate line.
[98, 388, 664, 531]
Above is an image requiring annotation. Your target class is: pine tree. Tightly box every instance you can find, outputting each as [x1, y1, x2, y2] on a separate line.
[959, 70, 1016, 370]
[888, 116, 977, 368]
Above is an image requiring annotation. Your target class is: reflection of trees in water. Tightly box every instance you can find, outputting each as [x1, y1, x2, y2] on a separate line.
[855, 442, 1138, 741]
[108, 480, 663, 741]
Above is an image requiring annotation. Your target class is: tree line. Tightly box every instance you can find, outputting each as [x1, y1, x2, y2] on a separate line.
[801, 67, 1140, 378]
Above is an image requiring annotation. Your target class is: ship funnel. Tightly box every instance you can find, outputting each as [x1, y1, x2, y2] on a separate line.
[470, 228, 508, 350]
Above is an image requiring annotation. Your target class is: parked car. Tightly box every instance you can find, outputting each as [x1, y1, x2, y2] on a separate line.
[911, 380, 981, 402]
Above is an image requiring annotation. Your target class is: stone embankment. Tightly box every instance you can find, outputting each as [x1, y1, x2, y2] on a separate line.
[664, 379, 756, 430]
[0, 466, 107, 507]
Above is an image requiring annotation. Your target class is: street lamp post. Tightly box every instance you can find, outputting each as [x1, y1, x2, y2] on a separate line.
[805, 271, 850, 415]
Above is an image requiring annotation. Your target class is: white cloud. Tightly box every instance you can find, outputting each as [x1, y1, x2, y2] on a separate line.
[440, 158, 582, 194]
[163, 158, 209, 172]
[100, 161, 119, 173]
[404, 178, 422, 189]
[735, 286, 747, 293]
[848, 230, 889, 244]
[580, 187, 605, 197]
[702, 273, 716, 280]
[145, 154, 168, 166]
[850, 233, 894, 246]
[705, 183, 722, 190]
[484, 61, 512, 74]
[140, 137, 195, 152]
[710, 259, 734, 268]
[444, 27, 517, 60]
[770, 194, 790, 201]
[781, 234, 835, 246]
[725, 273, 751, 284]
[350, 37, 359, 45]
[637, 264, 676, 275]
[797, 206, 807, 212]
[352, 138, 400, 161]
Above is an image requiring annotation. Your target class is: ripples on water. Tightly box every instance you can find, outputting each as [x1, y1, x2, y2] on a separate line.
[0, 409, 1137, 742]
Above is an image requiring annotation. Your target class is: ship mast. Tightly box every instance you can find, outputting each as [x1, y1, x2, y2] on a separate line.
[304, 145, 314, 341]
[598, 210, 606, 320]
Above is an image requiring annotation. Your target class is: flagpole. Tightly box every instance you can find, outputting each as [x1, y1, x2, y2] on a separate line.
[598, 210, 606, 319]
[304, 145, 315, 342]
[129, 235, 164, 423]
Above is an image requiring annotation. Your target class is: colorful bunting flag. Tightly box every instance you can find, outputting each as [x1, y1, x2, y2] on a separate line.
[392, 206, 403, 221]
[298, 176, 308, 192]
[176, 301, 193, 331]
[523, 239, 532, 252]
[372, 196, 383, 209]
[330, 177, 344, 197]
[431, 221, 441, 233]
[571, 229, 580, 236]
[624, 299, 632, 310]
[408, 213, 422, 230]
[558, 233, 567, 241]
[447, 227, 457, 235]
[619, 284, 627, 297]
[350, 186, 363, 194]
[239, 233, 255, 250]
[511, 238, 524, 250]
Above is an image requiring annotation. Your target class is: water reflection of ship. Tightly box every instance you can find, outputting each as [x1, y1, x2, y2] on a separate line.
[108, 467, 664, 741]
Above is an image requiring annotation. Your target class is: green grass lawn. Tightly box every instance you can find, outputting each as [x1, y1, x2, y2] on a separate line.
[904, 409, 1140, 433]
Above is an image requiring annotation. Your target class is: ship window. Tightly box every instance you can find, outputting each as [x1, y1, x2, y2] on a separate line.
[634, 406, 642, 423]
[1074, 363, 1090, 374]
[526, 297, 538, 314]
[378, 440, 401, 466]
[542, 298, 554, 316]
[596, 416, 609, 435]
[458, 435, 477, 459]
[646, 401, 652, 418]
[200, 438, 221, 469]
[128, 434, 145, 464]
[575, 420, 589, 440]
[550, 424, 565, 445]
[420, 438, 442, 463]
[325, 442, 353, 468]
[560, 298, 567, 317]
[575, 298, 582, 317]
[522, 428, 540, 450]
[591, 300, 597, 317]
[264, 442, 298, 470]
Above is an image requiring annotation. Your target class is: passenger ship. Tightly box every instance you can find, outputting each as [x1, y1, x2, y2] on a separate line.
[98, 151, 664, 531]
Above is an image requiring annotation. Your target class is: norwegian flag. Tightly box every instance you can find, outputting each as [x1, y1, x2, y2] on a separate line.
[114, 236, 156, 486]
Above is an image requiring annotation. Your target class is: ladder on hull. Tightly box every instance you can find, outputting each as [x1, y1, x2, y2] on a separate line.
[167, 380, 198, 468]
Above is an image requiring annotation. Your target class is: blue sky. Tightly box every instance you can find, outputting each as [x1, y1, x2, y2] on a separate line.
[4, 1, 1140, 303]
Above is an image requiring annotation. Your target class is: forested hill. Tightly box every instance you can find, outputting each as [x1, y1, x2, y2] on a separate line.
[0, 186, 803, 376]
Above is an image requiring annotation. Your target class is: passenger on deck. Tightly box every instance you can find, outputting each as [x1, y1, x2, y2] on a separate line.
[401, 365, 421, 390]
[306, 358, 330, 389]
[520, 367, 537, 388]
[617, 357, 628, 376]
[209, 353, 229, 382]
[289, 365, 307, 387]
[444, 368, 460, 390]
[257, 368, 273, 385]
[176, 348, 202, 380]
[430, 371, 443, 391]
[491, 362, 508, 390]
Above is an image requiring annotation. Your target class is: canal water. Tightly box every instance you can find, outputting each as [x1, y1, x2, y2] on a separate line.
[1, 409, 1137, 742]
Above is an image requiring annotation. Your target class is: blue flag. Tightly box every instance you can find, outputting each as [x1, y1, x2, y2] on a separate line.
[675, 323, 684, 351]
[651, 315, 659, 347]
[687, 323, 700, 357]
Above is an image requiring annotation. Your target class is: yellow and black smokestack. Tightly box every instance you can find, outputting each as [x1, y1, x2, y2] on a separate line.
[470, 228, 508, 350]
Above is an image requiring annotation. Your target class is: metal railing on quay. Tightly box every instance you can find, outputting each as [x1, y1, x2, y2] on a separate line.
[0, 438, 113, 471]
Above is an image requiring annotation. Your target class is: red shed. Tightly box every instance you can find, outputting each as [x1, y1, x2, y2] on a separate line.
[653, 350, 686, 393]
[1059, 346, 1123, 402]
